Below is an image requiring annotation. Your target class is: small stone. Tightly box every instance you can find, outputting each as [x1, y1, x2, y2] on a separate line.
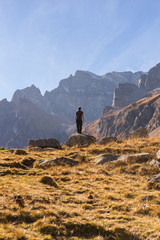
[14, 149, 27, 155]
[88, 194, 94, 199]
[21, 157, 35, 167]
[40, 176, 58, 187]
[99, 137, 117, 145]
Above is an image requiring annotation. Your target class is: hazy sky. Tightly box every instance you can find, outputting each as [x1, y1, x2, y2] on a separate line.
[0, 0, 160, 100]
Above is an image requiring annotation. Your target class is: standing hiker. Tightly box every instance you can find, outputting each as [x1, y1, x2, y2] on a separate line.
[75, 106, 84, 134]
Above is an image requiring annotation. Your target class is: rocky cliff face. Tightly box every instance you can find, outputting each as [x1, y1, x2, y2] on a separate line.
[85, 93, 160, 140]
[113, 63, 160, 109]
[0, 98, 69, 148]
[112, 83, 147, 108]
[138, 63, 160, 90]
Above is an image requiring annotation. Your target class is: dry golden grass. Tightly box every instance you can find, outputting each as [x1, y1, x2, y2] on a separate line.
[0, 137, 160, 239]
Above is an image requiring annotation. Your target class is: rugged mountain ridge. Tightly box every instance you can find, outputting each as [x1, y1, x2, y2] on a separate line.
[1, 64, 160, 148]
[11, 70, 143, 122]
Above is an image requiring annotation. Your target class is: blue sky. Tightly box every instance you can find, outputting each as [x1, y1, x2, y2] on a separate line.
[0, 0, 160, 100]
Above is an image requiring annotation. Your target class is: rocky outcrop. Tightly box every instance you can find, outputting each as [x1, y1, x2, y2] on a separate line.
[86, 94, 160, 140]
[66, 133, 96, 147]
[29, 139, 61, 149]
[128, 127, 149, 139]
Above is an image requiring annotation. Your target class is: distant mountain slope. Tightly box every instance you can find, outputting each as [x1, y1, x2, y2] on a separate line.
[44, 70, 143, 122]
[85, 93, 160, 140]
[0, 98, 69, 148]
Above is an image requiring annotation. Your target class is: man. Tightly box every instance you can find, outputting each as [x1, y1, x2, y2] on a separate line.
[75, 106, 84, 134]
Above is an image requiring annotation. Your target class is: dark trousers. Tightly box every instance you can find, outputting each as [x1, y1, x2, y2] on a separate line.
[76, 120, 82, 133]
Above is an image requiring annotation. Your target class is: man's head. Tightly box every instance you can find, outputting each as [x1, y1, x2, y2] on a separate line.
[78, 106, 81, 111]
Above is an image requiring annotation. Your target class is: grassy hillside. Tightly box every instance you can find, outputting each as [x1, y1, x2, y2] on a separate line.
[0, 137, 160, 239]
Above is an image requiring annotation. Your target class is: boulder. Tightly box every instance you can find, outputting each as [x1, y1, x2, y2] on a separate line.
[93, 154, 119, 165]
[150, 159, 160, 169]
[117, 153, 150, 163]
[29, 138, 61, 149]
[66, 133, 96, 147]
[99, 137, 117, 145]
[21, 157, 35, 168]
[38, 157, 78, 167]
[129, 127, 149, 139]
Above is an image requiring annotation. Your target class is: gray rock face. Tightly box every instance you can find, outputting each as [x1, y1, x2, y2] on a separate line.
[138, 63, 160, 91]
[93, 154, 118, 165]
[112, 83, 146, 108]
[129, 127, 149, 139]
[29, 138, 61, 149]
[66, 133, 96, 147]
[113, 63, 160, 109]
